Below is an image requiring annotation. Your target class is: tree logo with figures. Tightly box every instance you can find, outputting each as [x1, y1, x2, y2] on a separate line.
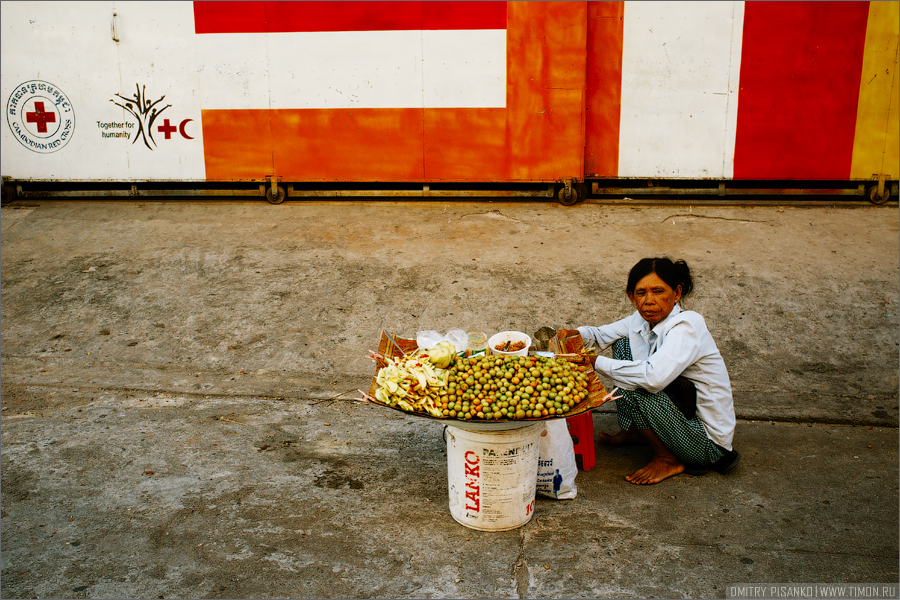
[111, 84, 172, 150]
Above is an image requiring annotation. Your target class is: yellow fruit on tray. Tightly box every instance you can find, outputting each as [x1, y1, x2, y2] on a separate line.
[371, 353, 592, 421]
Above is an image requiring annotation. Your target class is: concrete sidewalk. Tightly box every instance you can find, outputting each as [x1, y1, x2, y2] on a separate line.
[1, 199, 898, 598]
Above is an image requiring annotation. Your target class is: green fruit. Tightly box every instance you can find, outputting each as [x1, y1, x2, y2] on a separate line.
[428, 341, 456, 368]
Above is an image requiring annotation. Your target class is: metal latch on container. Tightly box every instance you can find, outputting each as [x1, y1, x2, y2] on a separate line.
[111, 12, 119, 43]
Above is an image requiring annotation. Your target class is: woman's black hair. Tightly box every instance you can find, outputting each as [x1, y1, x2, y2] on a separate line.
[626, 257, 694, 300]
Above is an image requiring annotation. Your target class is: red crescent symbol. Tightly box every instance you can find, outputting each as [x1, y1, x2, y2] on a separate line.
[179, 119, 194, 140]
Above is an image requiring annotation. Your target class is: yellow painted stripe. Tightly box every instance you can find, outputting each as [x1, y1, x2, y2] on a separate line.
[850, 1, 900, 180]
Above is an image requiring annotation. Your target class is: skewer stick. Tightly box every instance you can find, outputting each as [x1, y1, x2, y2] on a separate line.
[311, 388, 358, 405]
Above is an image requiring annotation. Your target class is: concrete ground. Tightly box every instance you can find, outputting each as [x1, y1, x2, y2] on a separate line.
[1, 198, 897, 599]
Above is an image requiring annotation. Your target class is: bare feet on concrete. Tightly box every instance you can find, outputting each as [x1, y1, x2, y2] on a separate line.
[619, 426, 685, 485]
[625, 455, 685, 484]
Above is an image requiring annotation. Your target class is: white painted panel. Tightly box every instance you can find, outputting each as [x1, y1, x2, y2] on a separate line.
[422, 29, 506, 108]
[721, 1, 744, 179]
[1, 1, 206, 180]
[264, 30, 425, 109]
[198, 29, 506, 110]
[196, 34, 272, 111]
[109, 1, 206, 180]
[618, 1, 745, 178]
[1, 1, 126, 179]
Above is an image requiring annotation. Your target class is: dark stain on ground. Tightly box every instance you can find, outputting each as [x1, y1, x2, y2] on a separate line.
[314, 468, 365, 490]
[1, 462, 35, 502]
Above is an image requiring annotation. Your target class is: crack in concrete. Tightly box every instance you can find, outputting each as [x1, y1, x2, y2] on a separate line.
[662, 213, 770, 223]
[459, 210, 523, 224]
[513, 528, 530, 598]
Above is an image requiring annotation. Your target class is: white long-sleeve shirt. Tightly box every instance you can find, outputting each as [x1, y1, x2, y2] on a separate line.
[578, 304, 736, 450]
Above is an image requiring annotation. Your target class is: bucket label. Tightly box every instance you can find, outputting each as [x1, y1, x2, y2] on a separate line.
[484, 446, 520, 457]
[464, 451, 480, 513]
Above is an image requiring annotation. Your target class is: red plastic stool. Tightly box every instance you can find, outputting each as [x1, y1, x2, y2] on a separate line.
[566, 411, 595, 471]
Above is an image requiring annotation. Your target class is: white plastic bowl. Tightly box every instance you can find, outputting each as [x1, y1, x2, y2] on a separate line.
[488, 331, 532, 357]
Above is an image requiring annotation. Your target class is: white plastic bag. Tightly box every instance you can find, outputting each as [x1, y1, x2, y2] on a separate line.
[416, 329, 468, 355]
[535, 419, 578, 500]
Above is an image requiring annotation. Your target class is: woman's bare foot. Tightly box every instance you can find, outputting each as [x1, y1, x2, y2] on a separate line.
[622, 427, 685, 484]
[596, 428, 646, 446]
[625, 456, 685, 484]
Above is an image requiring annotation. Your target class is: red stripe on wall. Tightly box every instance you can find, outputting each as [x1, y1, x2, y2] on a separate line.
[193, 2, 265, 34]
[584, 1, 624, 178]
[193, 1, 507, 34]
[733, 1, 869, 180]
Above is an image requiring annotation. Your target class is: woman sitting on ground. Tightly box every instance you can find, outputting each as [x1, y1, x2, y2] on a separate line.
[563, 257, 739, 485]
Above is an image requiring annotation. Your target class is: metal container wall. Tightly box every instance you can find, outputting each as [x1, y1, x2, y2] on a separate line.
[2, 1, 897, 187]
[585, 1, 899, 183]
[2, 2, 206, 181]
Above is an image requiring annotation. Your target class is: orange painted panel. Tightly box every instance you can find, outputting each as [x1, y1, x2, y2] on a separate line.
[584, 1, 624, 177]
[508, 87, 586, 180]
[423, 108, 508, 181]
[425, 2, 587, 182]
[270, 108, 425, 180]
[507, 1, 588, 89]
[506, 1, 587, 180]
[202, 109, 274, 179]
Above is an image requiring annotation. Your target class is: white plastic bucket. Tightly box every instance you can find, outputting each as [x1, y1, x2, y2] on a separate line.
[445, 423, 543, 531]
[487, 331, 532, 357]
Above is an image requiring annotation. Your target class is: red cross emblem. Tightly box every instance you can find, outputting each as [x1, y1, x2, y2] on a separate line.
[157, 119, 177, 139]
[25, 101, 56, 133]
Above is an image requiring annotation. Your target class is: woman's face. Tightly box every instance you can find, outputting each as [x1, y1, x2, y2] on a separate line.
[628, 272, 682, 327]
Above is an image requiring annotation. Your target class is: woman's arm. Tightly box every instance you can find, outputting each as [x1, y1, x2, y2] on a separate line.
[575, 315, 634, 351]
[593, 318, 703, 393]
